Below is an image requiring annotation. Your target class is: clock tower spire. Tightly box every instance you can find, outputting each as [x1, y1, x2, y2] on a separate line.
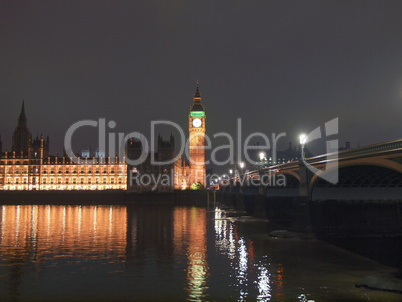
[188, 80, 206, 187]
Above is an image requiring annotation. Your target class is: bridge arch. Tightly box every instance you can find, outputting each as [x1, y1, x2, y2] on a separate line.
[264, 172, 300, 197]
[280, 172, 300, 188]
[311, 164, 402, 200]
[310, 154, 402, 187]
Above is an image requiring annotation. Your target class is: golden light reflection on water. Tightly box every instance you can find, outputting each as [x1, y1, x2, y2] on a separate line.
[174, 207, 208, 301]
[0, 205, 398, 301]
[0, 205, 127, 260]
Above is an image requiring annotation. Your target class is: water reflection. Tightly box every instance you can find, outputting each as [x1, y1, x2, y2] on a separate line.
[124, 205, 208, 301]
[174, 207, 208, 301]
[0, 205, 128, 300]
[0, 205, 127, 258]
[0, 205, 211, 301]
[214, 207, 274, 301]
[0, 205, 400, 301]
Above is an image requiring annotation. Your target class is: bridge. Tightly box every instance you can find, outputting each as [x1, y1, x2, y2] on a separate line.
[237, 138, 402, 201]
[218, 139, 402, 239]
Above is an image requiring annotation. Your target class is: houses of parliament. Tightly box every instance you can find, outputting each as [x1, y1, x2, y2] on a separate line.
[0, 83, 206, 191]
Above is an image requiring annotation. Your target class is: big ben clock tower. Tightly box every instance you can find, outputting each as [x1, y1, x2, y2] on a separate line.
[189, 80, 206, 186]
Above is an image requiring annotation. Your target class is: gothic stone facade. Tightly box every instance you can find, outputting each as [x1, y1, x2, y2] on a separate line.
[1, 82, 206, 191]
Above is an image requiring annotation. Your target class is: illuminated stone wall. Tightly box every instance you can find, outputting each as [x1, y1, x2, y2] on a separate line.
[0, 154, 126, 190]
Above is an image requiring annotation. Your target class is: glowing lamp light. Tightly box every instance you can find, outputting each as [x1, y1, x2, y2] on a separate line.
[239, 162, 245, 169]
[259, 152, 265, 161]
[299, 134, 307, 145]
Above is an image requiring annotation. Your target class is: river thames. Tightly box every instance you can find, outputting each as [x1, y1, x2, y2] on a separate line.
[0, 204, 400, 301]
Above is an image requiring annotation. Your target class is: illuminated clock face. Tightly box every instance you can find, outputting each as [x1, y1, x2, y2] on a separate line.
[192, 118, 202, 128]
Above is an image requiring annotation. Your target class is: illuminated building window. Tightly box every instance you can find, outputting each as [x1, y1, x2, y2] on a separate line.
[43, 179, 47, 184]
[103, 178, 107, 184]
[66, 178, 69, 184]
[81, 178, 84, 184]
[73, 178, 76, 184]
[88, 179, 92, 184]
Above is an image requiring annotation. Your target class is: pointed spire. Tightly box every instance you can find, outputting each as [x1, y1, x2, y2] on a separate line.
[17, 99, 28, 130]
[194, 79, 201, 98]
[190, 80, 204, 112]
[12, 100, 31, 154]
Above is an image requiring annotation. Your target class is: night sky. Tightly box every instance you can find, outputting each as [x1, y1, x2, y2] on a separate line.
[1, 1, 402, 168]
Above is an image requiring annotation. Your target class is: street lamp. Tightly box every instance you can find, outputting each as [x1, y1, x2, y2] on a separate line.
[299, 134, 307, 160]
[259, 152, 265, 169]
[239, 162, 245, 176]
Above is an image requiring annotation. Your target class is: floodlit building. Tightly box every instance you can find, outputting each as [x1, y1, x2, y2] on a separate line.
[0, 102, 126, 191]
[0, 82, 207, 191]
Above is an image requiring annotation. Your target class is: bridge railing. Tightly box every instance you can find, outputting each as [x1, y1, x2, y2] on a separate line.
[245, 138, 402, 177]
[307, 138, 402, 164]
